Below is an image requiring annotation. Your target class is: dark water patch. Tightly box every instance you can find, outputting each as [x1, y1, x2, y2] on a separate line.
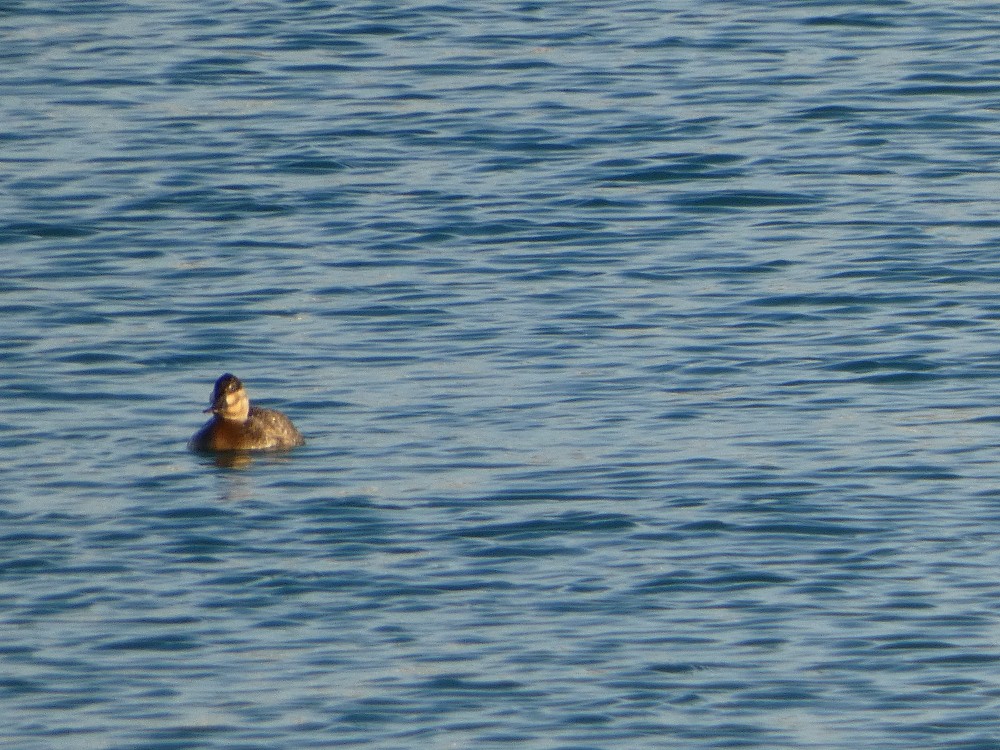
[322, 303, 451, 322]
[602, 156, 745, 184]
[917, 653, 1000, 667]
[168, 310, 258, 325]
[93, 635, 200, 652]
[702, 571, 794, 589]
[635, 570, 706, 593]
[746, 522, 870, 537]
[673, 520, 733, 535]
[0, 557, 60, 575]
[877, 598, 936, 611]
[0, 220, 95, 243]
[669, 190, 820, 211]
[272, 155, 349, 174]
[859, 463, 960, 480]
[648, 662, 714, 675]
[0, 677, 43, 696]
[472, 487, 611, 505]
[794, 104, 867, 121]
[828, 266, 989, 287]
[465, 543, 577, 559]
[876, 639, 953, 652]
[373, 578, 519, 601]
[749, 292, 929, 309]
[802, 13, 895, 28]
[165, 533, 237, 557]
[149, 505, 238, 522]
[891, 82, 1000, 97]
[164, 56, 262, 85]
[53, 350, 133, 366]
[826, 355, 940, 374]
[854, 371, 945, 385]
[420, 674, 539, 696]
[119, 188, 294, 219]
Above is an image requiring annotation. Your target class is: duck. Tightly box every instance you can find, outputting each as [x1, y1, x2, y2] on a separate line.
[189, 373, 305, 452]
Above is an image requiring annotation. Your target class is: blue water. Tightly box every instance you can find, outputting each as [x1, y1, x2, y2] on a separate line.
[4, 1, 1000, 747]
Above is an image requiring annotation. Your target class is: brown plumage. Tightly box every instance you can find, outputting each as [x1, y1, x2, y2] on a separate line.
[189, 373, 305, 452]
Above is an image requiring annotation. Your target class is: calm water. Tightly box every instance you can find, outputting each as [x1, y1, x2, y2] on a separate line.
[4, 1, 1000, 747]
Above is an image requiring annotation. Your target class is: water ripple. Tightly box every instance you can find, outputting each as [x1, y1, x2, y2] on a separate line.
[3, 1, 1000, 748]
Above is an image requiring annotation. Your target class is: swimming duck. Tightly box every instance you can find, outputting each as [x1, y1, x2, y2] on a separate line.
[189, 373, 305, 452]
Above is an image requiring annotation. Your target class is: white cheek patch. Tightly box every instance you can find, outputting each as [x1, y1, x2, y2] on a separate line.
[221, 391, 250, 420]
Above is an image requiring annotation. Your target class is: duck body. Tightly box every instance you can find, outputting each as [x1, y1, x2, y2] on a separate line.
[189, 373, 305, 452]
[189, 405, 305, 451]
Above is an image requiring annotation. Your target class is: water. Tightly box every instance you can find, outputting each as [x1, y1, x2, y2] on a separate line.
[4, 1, 1000, 747]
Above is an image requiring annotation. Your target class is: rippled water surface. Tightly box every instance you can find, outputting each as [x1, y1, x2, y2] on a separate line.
[6, 1, 1000, 748]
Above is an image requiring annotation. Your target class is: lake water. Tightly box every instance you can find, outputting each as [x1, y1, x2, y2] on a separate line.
[5, 1, 1000, 748]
